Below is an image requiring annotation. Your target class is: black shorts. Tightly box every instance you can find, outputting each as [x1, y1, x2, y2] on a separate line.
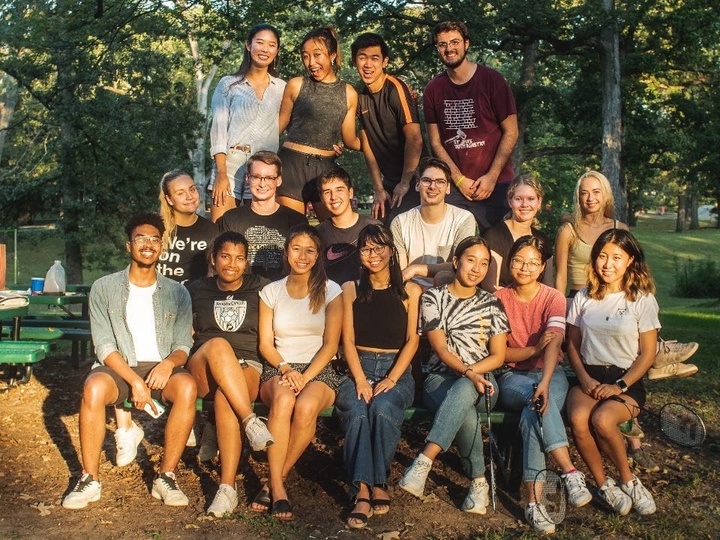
[91, 361, 188, 406]
[583, 364, 646, 409]
[277, 146, 337, 202]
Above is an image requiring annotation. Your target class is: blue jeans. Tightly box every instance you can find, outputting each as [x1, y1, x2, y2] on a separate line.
[423, 371, 499, 479]
[497, 365, 569, 482]
[335, 351, 414, 497]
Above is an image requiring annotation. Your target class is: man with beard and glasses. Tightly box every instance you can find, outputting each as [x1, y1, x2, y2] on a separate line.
[423, 21, 518, 233]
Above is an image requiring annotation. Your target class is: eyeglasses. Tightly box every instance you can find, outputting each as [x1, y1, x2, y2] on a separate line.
[248, 174, 279, 184]
[132, 235, 162, 246]
[359, 245, 388, 257]
[419, 177, 448, 188]
[435, 38, 463, 51]
[510, 258, 542, 271]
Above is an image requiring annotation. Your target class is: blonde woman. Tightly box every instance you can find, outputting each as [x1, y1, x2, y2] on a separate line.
[481, 174, 553, 292]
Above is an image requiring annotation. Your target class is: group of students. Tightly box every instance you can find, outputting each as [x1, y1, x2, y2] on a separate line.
[60, 164, 694, 536]
[58, 18, 700, 536]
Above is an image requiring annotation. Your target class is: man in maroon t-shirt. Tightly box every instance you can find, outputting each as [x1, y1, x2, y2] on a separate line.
[424, 21, 519, 232]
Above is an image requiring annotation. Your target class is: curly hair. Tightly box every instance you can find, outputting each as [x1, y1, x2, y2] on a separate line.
[586, 229, 655, 301]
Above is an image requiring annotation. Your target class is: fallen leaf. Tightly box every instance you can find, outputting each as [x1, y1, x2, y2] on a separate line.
[185, 524, 199, 529]
[377, 531, 401, 540]
[30, 502, 54, 516]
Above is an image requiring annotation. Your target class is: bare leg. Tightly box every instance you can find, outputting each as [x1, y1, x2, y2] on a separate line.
[79, 372, 120, 477]
[592, 400, 636, 484]
[280, 381, 335, 479]
[566, 387, 608, 486]
[214, 391, 241, 486]
[159, 372, 196, 473]
[114, 406, 132, 429]
[259, 377, 296, 516]
[186, 338, 255, 420]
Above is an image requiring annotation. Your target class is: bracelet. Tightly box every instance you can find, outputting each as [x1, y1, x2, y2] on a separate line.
[385, 376, 397, 384]
[455, 175, 467, 187]
[463, 367, 473, 378]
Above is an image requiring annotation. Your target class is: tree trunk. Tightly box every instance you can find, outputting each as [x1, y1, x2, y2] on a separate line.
[188, 35, 225, 214]
[688, 192, 699, 229]
[55, 2, 84, 284]
[600, 0, 627, 223]
[0, 72, 19, 165]
[513, 40, 539, 173]
[675, 193, 686, 232]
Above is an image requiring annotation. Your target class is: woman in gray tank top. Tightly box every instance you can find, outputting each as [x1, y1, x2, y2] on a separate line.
[277, 26, 361, 214]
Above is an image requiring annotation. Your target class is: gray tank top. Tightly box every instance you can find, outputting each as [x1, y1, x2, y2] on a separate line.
[285, 77, 346, 151]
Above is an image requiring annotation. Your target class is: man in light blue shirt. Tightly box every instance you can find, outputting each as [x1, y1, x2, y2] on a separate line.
[63, 213, 196, 510]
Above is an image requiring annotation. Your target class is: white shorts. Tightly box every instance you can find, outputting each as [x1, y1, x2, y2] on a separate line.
[210, 147, 252, 200]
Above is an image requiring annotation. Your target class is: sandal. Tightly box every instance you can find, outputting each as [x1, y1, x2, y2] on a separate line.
[347, 497, 373, 529]
[249, 487, 271, 513]
[371, 497, 391, 515]
[271, 499, 294, 521]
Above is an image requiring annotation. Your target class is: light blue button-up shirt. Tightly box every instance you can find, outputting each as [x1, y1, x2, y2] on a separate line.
[89, 267, 193, 367]
[209, 74, 286, 157]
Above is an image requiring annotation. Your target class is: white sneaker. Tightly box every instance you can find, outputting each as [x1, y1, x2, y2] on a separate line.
[186, 427, 197, 447]
[654, 339, 698, 368]
[621, 475, 656, 515]
[647, 362, 698, 380]
[597, 478, 632, 515]
[461, 477, 489, 514]
[562, 470, 592, 507]
[399, 454, 432, 498]
[114, 421, 144, 467]
[525, 503, 556, 535]
[207, 483, 238, 517]
[244, 414, 274, 452]
[151, 471, 189, 506]
[62, 473, 102, 509]
[198, 423, 218, 462]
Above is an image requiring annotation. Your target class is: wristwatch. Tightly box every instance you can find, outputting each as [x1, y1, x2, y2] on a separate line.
[615, 378, 628, 393]
[277, 361, 289, 373]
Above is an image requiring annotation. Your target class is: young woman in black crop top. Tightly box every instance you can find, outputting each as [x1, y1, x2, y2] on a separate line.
[334, 224, 422, 529]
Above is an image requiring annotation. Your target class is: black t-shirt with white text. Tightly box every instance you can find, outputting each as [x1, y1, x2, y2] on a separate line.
[157, 216, 218, 284]
[186, 274, 268, 361]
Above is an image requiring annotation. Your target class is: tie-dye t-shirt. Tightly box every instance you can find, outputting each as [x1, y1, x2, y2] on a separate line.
[420, 284, 510, 373]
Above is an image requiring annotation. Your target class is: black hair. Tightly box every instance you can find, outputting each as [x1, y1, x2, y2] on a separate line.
[417, 156, 452, 183]
[234, 23, 281, 78]
[124, 212, 165, 240]
[211, 231, 249, 260]
[351, 32, 389, 62]
[356, 224, 407, 303]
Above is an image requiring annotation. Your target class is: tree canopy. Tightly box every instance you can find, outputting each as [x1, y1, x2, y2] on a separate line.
[1, 0, 717, 280]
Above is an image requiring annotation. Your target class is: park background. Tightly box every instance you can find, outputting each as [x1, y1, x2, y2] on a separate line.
[1, 1, 719, 538]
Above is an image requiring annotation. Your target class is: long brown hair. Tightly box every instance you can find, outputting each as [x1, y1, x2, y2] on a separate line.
[284, 224, 327, 314]
[586, 229, 655, 301]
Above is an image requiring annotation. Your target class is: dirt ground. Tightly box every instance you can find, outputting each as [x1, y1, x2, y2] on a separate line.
[1, 351, 718, 540]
